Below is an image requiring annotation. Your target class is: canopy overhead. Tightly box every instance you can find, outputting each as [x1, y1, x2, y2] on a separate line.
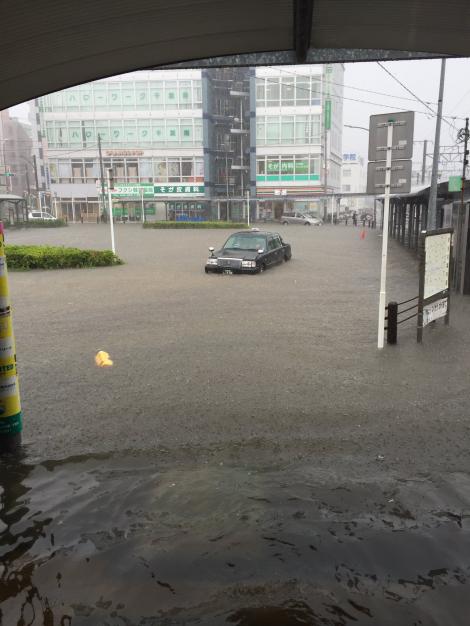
[1, 0, 468, 109]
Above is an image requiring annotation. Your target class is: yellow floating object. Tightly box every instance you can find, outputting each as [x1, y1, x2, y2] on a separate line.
[95, 350, 113, 367]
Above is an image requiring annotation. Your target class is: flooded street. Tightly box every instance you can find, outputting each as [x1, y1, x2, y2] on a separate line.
[1, 226, 470, 623]
[2, 448, 470, 625]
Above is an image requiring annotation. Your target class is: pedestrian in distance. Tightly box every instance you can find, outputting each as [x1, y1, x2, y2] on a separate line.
[80, 212, 84, 224]
[345, 216, 349, 226]
[352, 212, 357, 227]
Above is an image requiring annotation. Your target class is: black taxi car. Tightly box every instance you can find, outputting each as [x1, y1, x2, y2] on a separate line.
[205, 229, 292, 274]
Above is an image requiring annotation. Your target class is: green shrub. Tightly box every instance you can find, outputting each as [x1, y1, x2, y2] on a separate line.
[5, 245, 123, 270]
[143, 221, 249, 229]
[8, 219, 68, 228]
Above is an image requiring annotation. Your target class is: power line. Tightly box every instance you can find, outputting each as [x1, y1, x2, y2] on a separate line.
[376, 61, 459, 134]
[273, 65, 439, 107]
[262, 72, 464, 123]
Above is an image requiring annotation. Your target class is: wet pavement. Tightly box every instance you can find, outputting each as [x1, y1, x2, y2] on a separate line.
[2, 450, 470, 625]
[1, 224, 470, 624]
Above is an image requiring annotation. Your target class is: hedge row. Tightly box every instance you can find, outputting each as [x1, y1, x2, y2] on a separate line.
[5, 245, 123, 270]
[10, 219, 68, 228]
[143, 221, 248, 229]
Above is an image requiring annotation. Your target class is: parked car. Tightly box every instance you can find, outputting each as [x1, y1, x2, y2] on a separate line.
[205, 228, 292, 274]
[28, 211, 56, 221]
[281, 212, 322, 226]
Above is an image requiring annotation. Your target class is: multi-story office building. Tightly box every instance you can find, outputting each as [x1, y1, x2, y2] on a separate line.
[0, 111, 34, 199]
[255, 64, 343, 220]
[33, 65, 343, 221]
[33, 70, 204, 221]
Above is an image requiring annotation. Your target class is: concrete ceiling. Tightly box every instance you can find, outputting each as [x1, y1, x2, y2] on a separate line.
[1, 0, 468, 109]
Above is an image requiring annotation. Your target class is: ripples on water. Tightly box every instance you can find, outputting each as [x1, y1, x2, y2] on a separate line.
[1, 450, 470, 625]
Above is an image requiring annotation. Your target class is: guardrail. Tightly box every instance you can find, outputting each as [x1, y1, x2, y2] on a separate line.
[384, 296, 419, 344]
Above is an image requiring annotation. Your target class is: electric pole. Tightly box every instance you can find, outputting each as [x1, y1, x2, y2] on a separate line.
[428, 58, 446, 229]
[459, 117, 469, 293]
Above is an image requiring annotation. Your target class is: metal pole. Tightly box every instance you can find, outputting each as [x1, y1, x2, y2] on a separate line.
[141, 187, 145, 224]
[0, 222, 23, 452]
[387, 301, 398, 345]
[428, 58, 446, 229]
[240, 100, 244, 200]
[107, 169, 116, 254]
[97, 134, 106, 219]
[225, 152, 229, 212]
[421, 140, 427, 185]
[378, 122, 394, 349]
[33, 154, 39, 191]
[246, 190, 250, 227]
[459, 117, 469, 294]
[323, 127, 328, 221]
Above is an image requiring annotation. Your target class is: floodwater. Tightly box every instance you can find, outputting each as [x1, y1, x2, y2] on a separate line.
[1, 449, 470, 625]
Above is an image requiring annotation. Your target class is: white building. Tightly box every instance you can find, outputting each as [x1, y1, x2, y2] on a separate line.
[340, 152, 372, 213]
[255, 64, 344, 219]
[32, 70, 204, 221]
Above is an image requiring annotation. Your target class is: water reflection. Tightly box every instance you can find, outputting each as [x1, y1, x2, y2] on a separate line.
[1, 450, 470, 625]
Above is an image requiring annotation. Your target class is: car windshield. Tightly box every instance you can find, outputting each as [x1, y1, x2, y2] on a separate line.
[223, 234, 266, 251]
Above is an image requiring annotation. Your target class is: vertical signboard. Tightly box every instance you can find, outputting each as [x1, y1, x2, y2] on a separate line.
[324, 100, 331, 130]
[417, 228, 452, 343]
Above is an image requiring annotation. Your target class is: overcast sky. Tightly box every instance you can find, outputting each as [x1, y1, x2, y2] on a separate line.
[342, 57, 470, 175]
[9, 57, 470, 177]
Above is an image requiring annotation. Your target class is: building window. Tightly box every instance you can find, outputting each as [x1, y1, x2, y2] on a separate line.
[266, 79, 280, 106]
[154, 159, 167, 181]
[71, 159, 84, 182]
[181, 159, 193, 181]
[266, 118, 280, 145]
[281, 78, 295, 106]
[126, 160, 139, 182]
[343, 169, 351, 177]
[256, 79, 265, 105]
[342, 184, 351, 192]
[168, 158, 180, 182]
[281, 117, 294, 143]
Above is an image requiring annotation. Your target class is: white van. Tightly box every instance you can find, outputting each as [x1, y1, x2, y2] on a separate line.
[28, 211, 56, 221]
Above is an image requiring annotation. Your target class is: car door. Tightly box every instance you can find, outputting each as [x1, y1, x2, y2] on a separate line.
[272, 235, 284, 263]
[266, 236, 278, 266]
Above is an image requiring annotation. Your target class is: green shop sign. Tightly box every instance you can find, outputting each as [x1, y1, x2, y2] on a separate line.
[108, 183, 204, 197]
[267, 160, 308, 175]
[154, 185, 204, 195]
[111, 184, 154, 198]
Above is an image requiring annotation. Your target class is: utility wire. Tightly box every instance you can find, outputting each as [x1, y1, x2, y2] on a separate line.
[261, 72, 464, 123]
[273, 65, 439, 107]
[376, 61, 459, 133]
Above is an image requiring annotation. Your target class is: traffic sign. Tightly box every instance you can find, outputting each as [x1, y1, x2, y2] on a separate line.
[368, 111, 414, 162]
[367, 159, 412, 194]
